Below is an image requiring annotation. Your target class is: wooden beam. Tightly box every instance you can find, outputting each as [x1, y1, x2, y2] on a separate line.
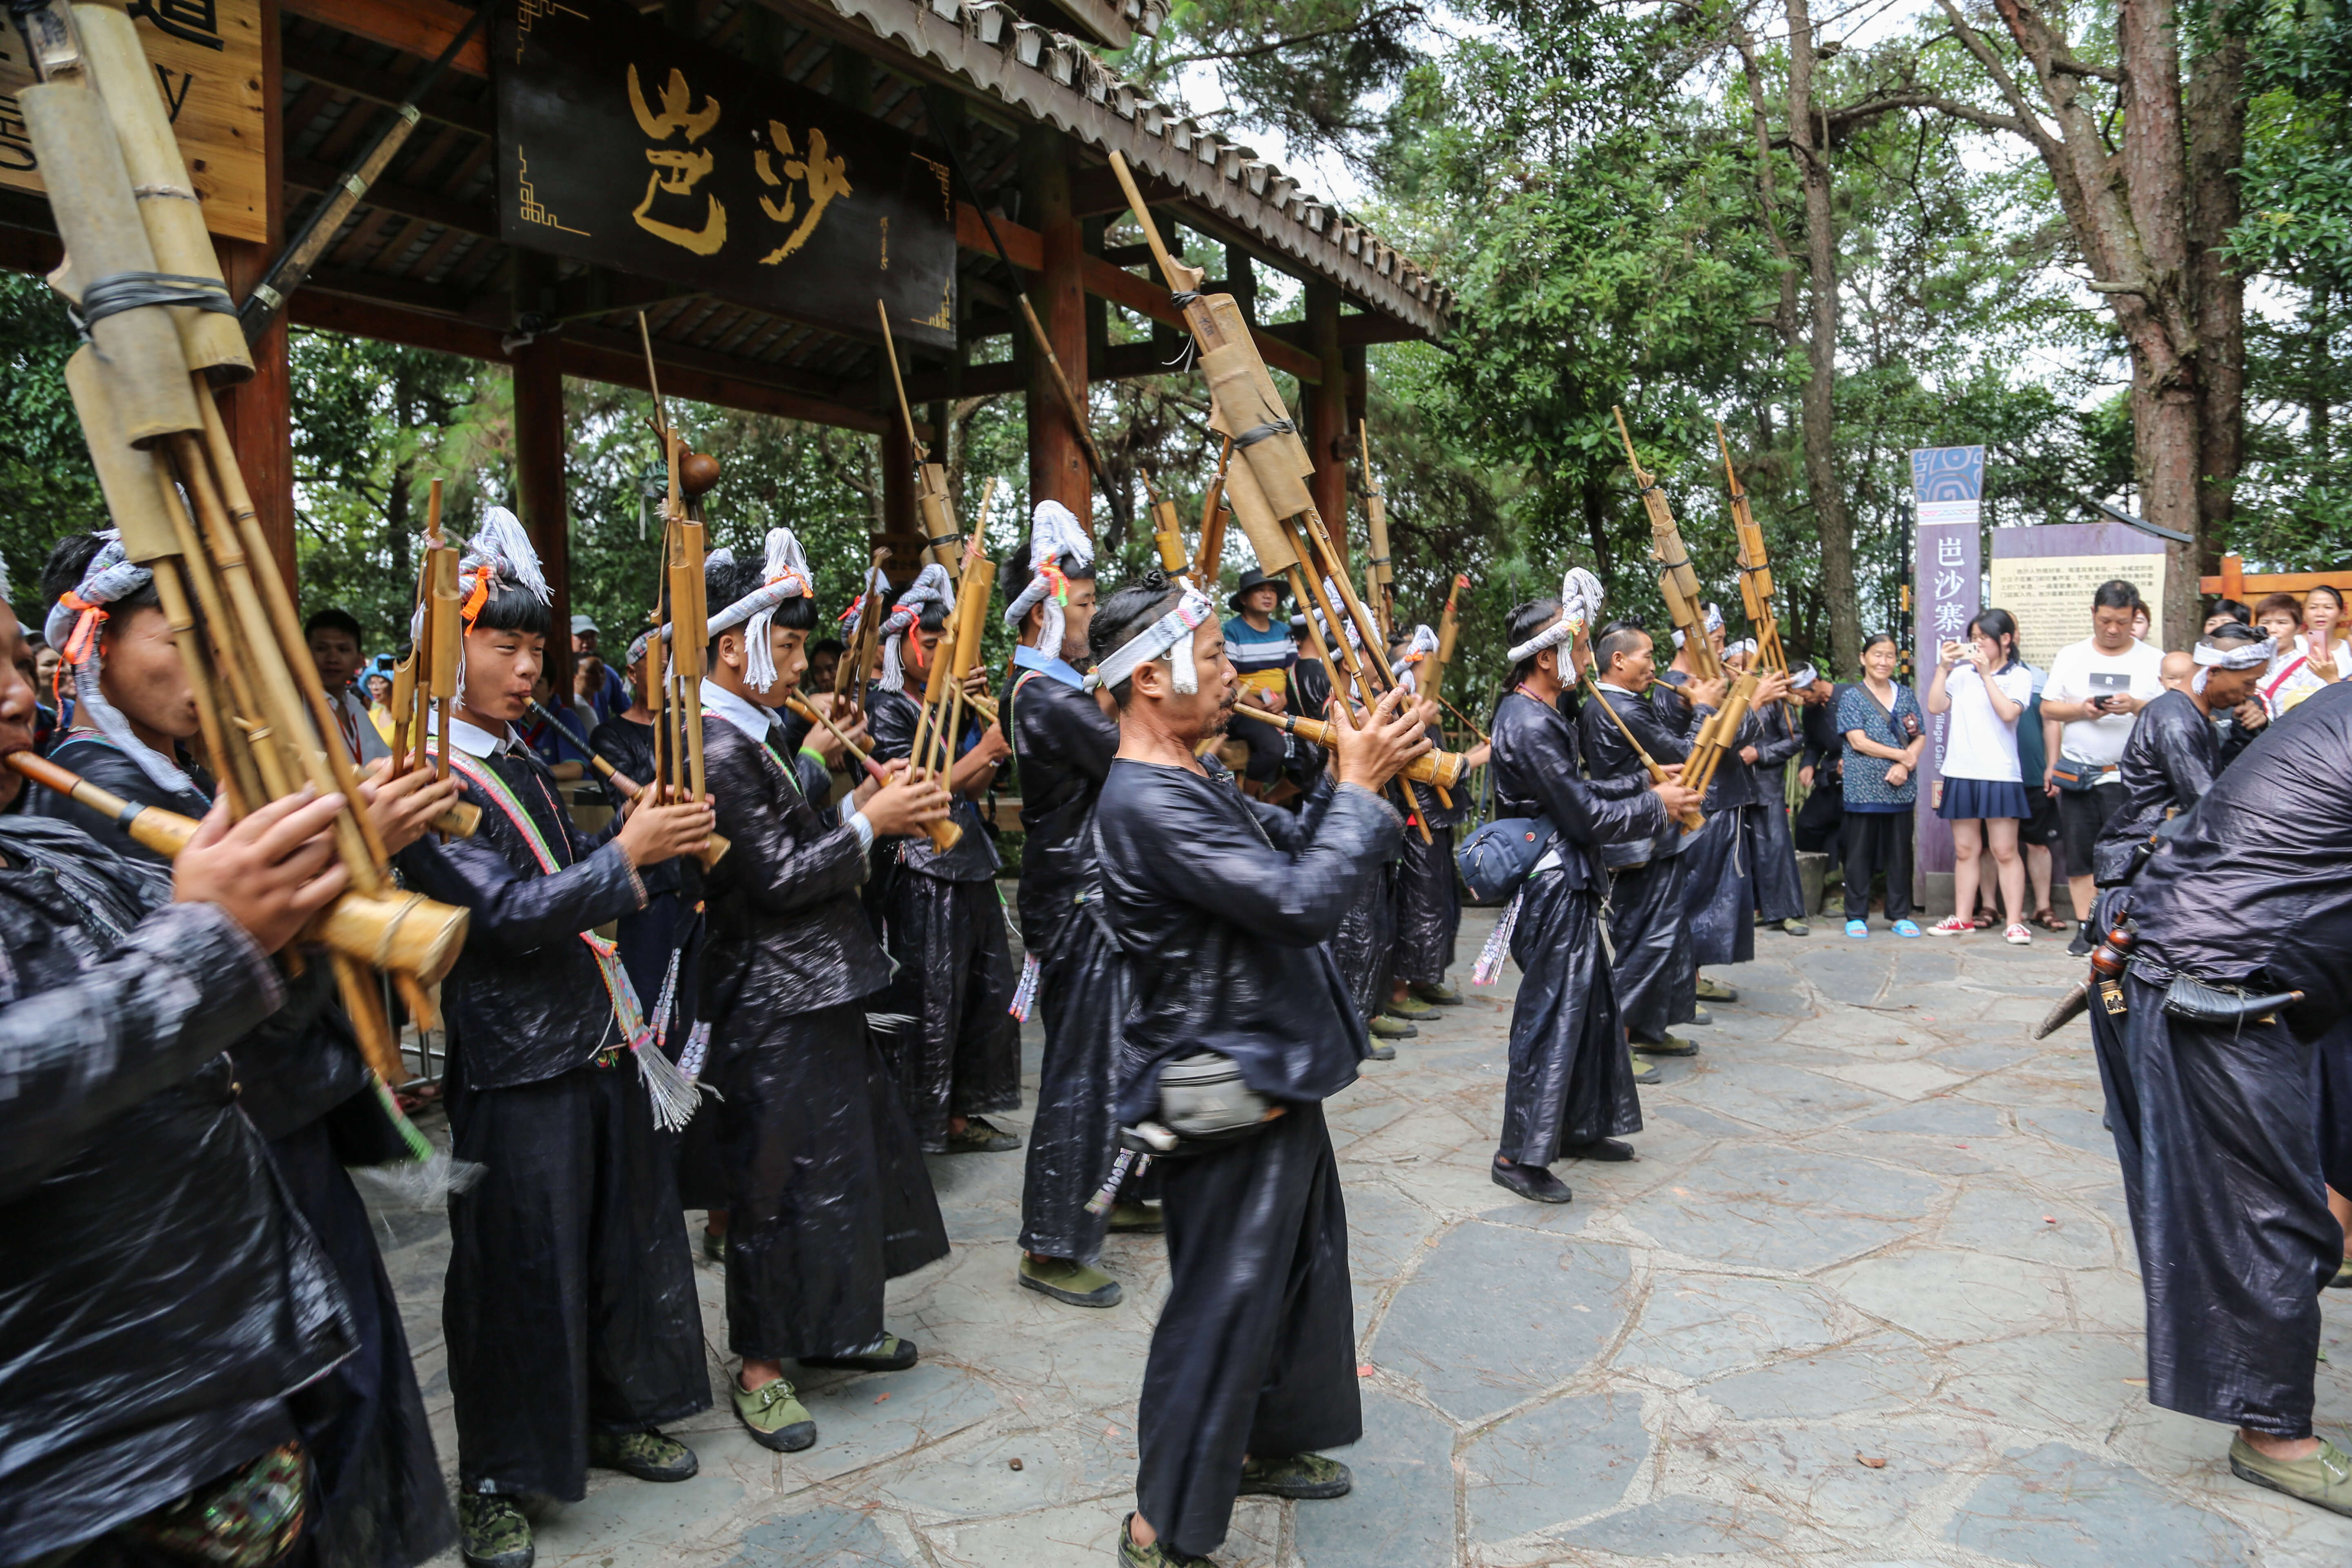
[956, 201, 1322, 382]
[284, 154, 497, 239]
[281, 36, 494, 135]
[1305, 279, 1347, 556]
[902, 339, 1178, 402]
[283, 0, 488, 76]
[1067, 164, 1184, 220]
[1023, 126, 1088, 526]
[1260, 312, 1429, 351]
[513, 334, 572, 698]
[2198, 560, 2352, 596]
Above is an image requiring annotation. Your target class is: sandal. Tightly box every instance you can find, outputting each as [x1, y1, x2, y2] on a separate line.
[1969, 911, 1998, 930]
[2032, 907, 2070, 933]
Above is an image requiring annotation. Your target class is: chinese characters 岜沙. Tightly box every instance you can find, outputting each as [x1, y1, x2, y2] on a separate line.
[629, 63, 726, 256]
[754, 120, 851, 265]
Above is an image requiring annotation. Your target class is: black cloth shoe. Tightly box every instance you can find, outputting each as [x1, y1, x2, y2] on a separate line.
[946, 1117, 1022, 1154]
[2068, 921, 2095, 956]
[1491, 1158, 1572, 1203]
[1568, 1137, 1636, 1162]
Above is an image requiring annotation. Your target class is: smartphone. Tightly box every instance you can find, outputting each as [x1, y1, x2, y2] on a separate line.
[1940, 640, 1967, 664]
[2086, 670, 2129, 712]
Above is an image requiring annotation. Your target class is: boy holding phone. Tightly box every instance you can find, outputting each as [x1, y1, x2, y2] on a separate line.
[2040, 580, 2166, 952]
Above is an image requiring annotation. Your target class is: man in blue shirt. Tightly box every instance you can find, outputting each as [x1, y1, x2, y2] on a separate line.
[1221, 568, 1294, 792]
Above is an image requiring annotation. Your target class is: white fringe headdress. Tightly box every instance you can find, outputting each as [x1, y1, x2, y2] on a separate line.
[1393, 624, 1441, 693]
[412, 506, 550, 698]
[1003, 501, 1094, 659]
[45, 530, 193, 796]
[876, 564, 956, 694]
[1506, 566, 1606, 665]
[1670, 601, 1725, 650]
[707, 528, 811, 693]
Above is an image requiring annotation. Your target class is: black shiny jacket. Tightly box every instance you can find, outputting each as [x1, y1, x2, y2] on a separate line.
[1490, 687, 1666, 891]
[2129, 682, 2352, 1038]
[0, 819, 350, 1557]
[1095, 759, 1398, 1122]
[589, 711, 655, 812]
[1579, 684, 1701, 868]
[397, 742, 650, 1090]
[866, 683, 999, 882]
[33, 736, 372, 1142]
[1001, 662, 1119, 952]
[698, 715, 889, 1036]
[1800, 686, 1849, 785]
[1655, 669, 1765, 810]
[2094, 687, 2222, 887]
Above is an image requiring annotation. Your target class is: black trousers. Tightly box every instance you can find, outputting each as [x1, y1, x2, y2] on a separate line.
[1793, 782, 1843, 856]
[1019, 907, 1147, 1263]
[877, 874, 1022, 1152]
[1501, 870, 1640, 1163]
[1608, 854, 1693, 1045]
[442, 1057, 709, 1500]
[1138, 1102, 1359, 1559]
[1840, 810, 1913, 922]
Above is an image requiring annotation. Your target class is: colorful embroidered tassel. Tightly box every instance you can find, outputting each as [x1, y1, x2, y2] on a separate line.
[1009, 951, 1042, 1022]
[1086, 1148, 1152, 1216]
[1473, 890, 1524, 987]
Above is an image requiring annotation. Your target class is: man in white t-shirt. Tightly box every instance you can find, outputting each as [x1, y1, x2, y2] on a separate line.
[2040, 580, 2166, 953]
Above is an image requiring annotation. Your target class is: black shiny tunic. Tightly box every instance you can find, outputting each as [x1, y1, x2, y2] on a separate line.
[2092, 686, 2221, 887]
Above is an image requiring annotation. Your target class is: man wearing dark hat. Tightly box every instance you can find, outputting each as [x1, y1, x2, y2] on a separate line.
[571, 612, 630, 725]
[1222, 569, 1294, 793]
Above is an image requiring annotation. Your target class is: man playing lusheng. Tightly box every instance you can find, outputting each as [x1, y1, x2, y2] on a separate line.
[691, 533, 952, 1454]
[1089, 570, 1428, 1566]
[394, 510, 718, 1568]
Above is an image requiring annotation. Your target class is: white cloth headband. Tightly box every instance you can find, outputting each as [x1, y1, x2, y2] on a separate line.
[46, 531, 192, 797]
[1506, 567, 1606, 665]
[878, 563, 956, 693]
[1005, 500, 1094, 658]
[724, 528, 811, 693]
[2193, 635, 2273, 670]
[1789, 664, 1819, 690]
[1394, 624, 1440, 693]
[1085, 588, 1216, 696]
[1670, 601, 1725, 650]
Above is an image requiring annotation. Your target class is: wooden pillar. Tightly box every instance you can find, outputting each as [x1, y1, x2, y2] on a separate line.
[214, 0, 292, 592]
[512, 337, 571, 700]
[1305, 279, 1348, 563]
[1022, 126, 1089, 530]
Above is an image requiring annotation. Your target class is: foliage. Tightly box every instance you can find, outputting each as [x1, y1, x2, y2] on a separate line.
[0, 274, 108, 614]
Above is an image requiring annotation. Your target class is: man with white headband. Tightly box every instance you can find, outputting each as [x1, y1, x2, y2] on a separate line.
[1085, 569, 1429, 1568]
[1654, 601, 1792, 1011]
[864, 564, 1022, 1157]
[392, 509, 719, 1568]
[34, 532, 469, 1568]
[688, 537, 952, 1457]
[2088, 676, 2352, 1518]
[2091, 622, 2268, 894]
[1484, 575, 1702, 1205]
[997, 506, 1158, 1311]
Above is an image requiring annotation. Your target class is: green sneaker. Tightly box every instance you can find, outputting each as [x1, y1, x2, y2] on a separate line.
[2229, 1434, 2352, 1517]
[1369, 1014, 1417, 1040]
[1238, 1452, 1354, 1500]
[458, 1494, 533, 1568]
[1383, 993, 1436, 1020]
[1413, 980, 1464, 1006]
[2331, 1259, 2352, 1289]
[1781, 916, 1810, 936]
[1633, 1032, 1698, 1057]
[1629, 1051, 1662, 1085]
[1117, 1514, 1214, 1567]
[1020, 1253, 1123, 1307]
[703, 1226, 726, 1264]
[1695, 976, 1739, 1003]
[1689, 1006, 1713, 1026]
[1108, 1202, 1164, 1234]
[732, 1375, 817, 1453]
[946, 1116, 1022, 1154]
[588, 1427, 697, 1481]
[801, 1332, 920, 1372]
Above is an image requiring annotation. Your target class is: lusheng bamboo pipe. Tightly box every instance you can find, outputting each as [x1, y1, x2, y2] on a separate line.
[526, 699, 728, 869]
[1719, 421, 1799, 714]
[1229, 704, 1468, 792]
[786, 696, 962, 854]
[5, 749, 472, 987]
[1577, 670, 1701, 830]
[1615, 406, 1722, 684]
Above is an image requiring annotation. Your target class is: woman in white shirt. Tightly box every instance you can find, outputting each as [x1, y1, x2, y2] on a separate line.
[1924, 608, 2036, 943]
[2259, 585, 2349, 716]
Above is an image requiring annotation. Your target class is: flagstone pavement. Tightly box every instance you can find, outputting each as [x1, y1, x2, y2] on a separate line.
[379, 905, 2352, 1567]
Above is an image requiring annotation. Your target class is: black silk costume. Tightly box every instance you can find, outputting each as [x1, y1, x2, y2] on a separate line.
[1387, 726, 1466, 990]
[1490, 688, 1668, 1163]
[35, 736, 454, 1568]
[0, 818, 354, 1564]
[2101, 684, 2352, 1437]
[1001, 658, 1137, 1263]
[2092, 688, 2221, 888]
[697, 713, 948, 1360]
[1655, 672, 1766, 967]
[397, 737, 707, 1502]
[1579, 687, 1699, 1045]
[1748, 702, 1807, 922]
[865, 684, 1022, 1151]
[1095, 758, 1398, 1559]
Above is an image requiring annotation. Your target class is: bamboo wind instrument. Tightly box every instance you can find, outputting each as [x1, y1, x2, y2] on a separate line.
[1194, 439, 1232, 584]
[1719, 423, 1797, 712]
[7, 750, 471, 987]
[528, 697, 728, 866]
[781, 694, 892, 784]
[878, 300, 964, 579]
[29, 16, 470, 1085]
[1144, 471, 1189, 578]
[899, 565, 967, 858]
[836, 547, 890, 701]
[1359, 420, 1394, 642]
[1229, 706, 1470, 792]
[1679, 667, 1761, 805]
[1427, 574, 1468, 712]
[1615, 407, 1722, 684]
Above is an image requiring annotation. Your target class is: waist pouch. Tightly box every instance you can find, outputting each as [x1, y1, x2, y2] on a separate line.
[1456, 815, 1558, 905]
[1124, 1050, 1278, 1157]
[2048, 761, 2111, 794]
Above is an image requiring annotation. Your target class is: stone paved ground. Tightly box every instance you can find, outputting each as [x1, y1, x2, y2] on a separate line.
[380, 907, 2352, 1566]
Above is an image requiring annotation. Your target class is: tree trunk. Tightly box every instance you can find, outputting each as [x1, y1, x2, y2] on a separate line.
[1785, 0, 1862, 677]
[2185, 30, 2246, 589]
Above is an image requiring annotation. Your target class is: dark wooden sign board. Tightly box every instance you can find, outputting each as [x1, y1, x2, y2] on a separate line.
[496, 0, 956, 351]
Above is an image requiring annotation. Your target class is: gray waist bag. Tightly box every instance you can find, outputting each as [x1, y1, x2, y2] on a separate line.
[1125, 1051, 1275, 1154]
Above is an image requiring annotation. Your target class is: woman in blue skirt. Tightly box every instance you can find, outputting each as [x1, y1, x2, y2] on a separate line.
[1924, 608, 2036, 942]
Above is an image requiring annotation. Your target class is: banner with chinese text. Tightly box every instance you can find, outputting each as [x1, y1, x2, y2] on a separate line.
[1988, 523, 2166, 673]
[1910, 447, 1984, 893]
[496, 0, 956, 350]
[0, 0, 270, 242]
